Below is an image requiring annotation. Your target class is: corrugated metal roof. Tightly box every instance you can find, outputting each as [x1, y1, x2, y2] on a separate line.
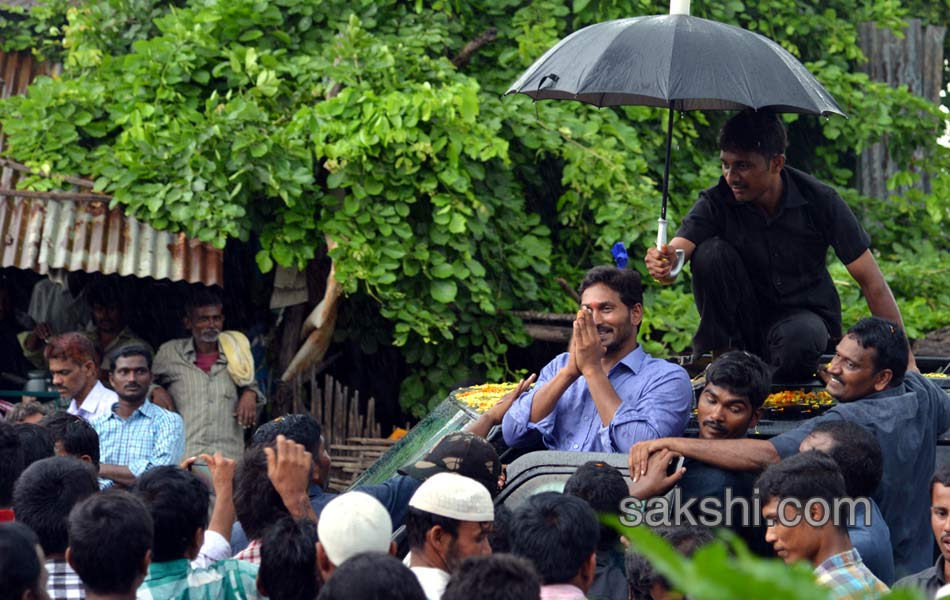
[0, 196, 224, 285]
[0, 49, 224, 286]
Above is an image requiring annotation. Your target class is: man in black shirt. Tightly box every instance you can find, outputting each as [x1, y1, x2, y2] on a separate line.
[645, 109, 911, 381]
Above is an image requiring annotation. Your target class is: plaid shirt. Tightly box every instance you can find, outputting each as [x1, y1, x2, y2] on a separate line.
[46, 559, 84, 600]
[138, 558, 261, 600]
[152, 338, 261, 460]
[814, 549, 890, 600]
[92, 400, 184, 479]
[233, 539, 262, 565]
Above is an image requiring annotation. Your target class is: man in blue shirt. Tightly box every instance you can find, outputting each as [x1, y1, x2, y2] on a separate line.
[502, 266, 692, 453]
[93, 345, 184, 488]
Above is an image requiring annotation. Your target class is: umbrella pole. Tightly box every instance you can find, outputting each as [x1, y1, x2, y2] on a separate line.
[657, 102, 684, 276]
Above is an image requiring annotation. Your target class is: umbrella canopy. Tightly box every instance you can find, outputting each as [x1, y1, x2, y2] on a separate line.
[506, 15, 845, 116]
[506, 14, 846, 272]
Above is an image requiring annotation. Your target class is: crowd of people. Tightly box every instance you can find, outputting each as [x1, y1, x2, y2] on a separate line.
[1, 108, 947, 599]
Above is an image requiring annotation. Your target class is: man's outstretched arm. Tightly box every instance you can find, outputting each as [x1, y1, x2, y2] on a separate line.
[628, 437, 780, 482]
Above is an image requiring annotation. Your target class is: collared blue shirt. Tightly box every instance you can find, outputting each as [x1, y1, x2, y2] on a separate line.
[501, 346, 692, 453]
[92, 399, 185, 479]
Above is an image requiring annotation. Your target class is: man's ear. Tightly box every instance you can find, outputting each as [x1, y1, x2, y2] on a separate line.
[809, 499, 826, 524]
[428, 525, 451, 554]
[316, 542, 335, 583]
[65, 547, 76, 572]
[630, 303, 644, 327]
[82, 360, 98, 378]
[139, 549, 152, 578]
[389, 540, 398, 556]
[580, 551, 597, 588]
[769, 153, 786, 173]
[186, 528, 205, 561]
[749, 408, 763, 430]
[872, 368, 893, 392]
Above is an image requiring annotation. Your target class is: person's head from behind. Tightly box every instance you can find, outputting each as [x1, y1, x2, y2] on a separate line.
[234, 444, 293, 541]
[0, 522, 49, 600]
[578, 267, 644, 356]
[405, 473, 494, 572]
[755, 451, 848, 567]
[13, 457, 98, 558]
[564, 461, 628, 552]
[252, 414, 330, 490]
[825, 317, 908, 402]
[510, 492, 600, 592]
[799, 421, 882, 498]
[317, 492, 394, 581]
[625, 526, 714, 600]
[490, 505, 513, 554]
[39, 411, 99, 470]
[15, 424, 54, 470]
[257, 517, 319, 600]
[698, 351, 770, 439]
[443, 554, 541, 600]
[133, 466, 208, 561]
[400, 431, 503, 498]
[67, 490, 152, 597]
[928, 465, 950, 565]
[0, 420, 23, 509]
[44, 333, 98, 402]
[184, 288, 224, 345]
[316, 552, 425, 600]
[108, 346, 153, 405]
[5, 403, 47, 425]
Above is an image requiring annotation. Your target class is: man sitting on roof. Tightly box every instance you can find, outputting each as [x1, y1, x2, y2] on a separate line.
[502, 266, 692, 453]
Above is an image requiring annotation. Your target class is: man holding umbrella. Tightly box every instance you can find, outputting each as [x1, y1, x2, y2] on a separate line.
[645, 109, 911, 381]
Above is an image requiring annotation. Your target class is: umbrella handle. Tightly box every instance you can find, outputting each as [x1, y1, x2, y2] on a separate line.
[656, 218, 685, 277]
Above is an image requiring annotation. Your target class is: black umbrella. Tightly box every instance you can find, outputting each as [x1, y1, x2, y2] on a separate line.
[506, 11, 846, 274]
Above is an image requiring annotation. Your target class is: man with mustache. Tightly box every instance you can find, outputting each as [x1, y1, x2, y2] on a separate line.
[644, 109, 911, 382]
[44, 332, 116, 423]
[502, 266, 692, 453]
[93, 345, 184, 488]
[152, 289, 262, 459]
[629, 317, 950, 578]
[895, 465, 950, 598]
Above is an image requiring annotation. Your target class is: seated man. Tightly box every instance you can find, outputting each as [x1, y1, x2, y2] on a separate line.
[93, 345, 184, 488]
[44, 333, 116, 422]
[66, 490, 152, 600]
[801, 421, 894, 585]
[757, 451, 888, 599]
[81, 279, 152, 380]
[406, 473, 494, 600]
[645, 109, 912, 381]
[13, 457, 99, 600]
[510, 492, 599, 600]
[630, 317, 950, 578]
[894, 465, 950, 598]
[503, 266, 692, 453]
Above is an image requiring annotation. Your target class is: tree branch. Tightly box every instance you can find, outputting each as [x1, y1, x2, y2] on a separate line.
[452, 27, 498, 69]
[0, 158, 97, 189]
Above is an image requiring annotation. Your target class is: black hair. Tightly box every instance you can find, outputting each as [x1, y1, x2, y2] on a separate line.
[86, 278, 123, 309]
[564, 461, 629, 552]
[578, 266, 643, 310]
[0, 420, 23, 508]
[931, 464, 950, 494]
[68, 490, 153, 595]
[13, 456, 99, 555]
[754, 451, 848, 530]
[489, 504, 513, 554]
[846, 317, 908, 386]
[252, 414, 322, 455]
[133, 466, 209, 561]
[259, 517, 319, 600]
[509, 492, 600, 585]
[185, 287, 223, 315]
[15, 423, 54, 469]
[39, 411, 100, 468]
[705, 351, 772, 411]
[625, 526, 714, 600]
[718, 109, 787, 159]
[108, 344, 154, 371]
[443, 554, 542, 600]
[810, 421, 883, 497]
[4, 402, 48, 424]
[316, 552, 426, 600]
[405, 506, 461, 551]
[0, 522, 42, 600]
[234, 445, 291, 541]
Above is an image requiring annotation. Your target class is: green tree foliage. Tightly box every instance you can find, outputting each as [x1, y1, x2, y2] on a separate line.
[0, 0, 947, 414]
